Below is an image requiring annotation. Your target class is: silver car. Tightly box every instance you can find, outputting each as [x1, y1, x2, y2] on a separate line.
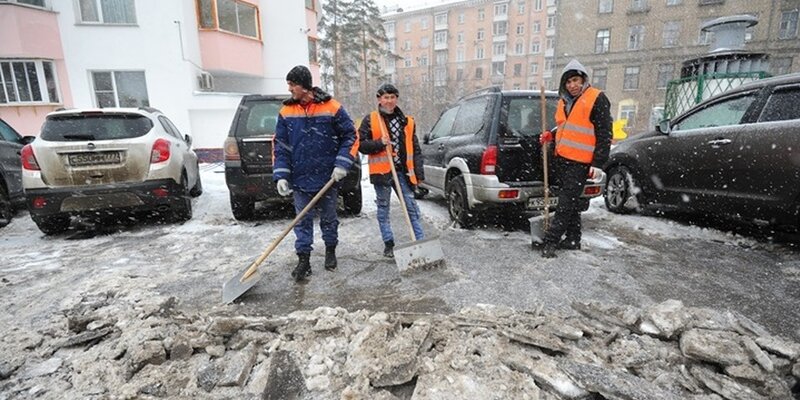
[21, 107, 202, 234]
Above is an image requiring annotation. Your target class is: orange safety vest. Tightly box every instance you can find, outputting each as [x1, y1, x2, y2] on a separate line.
[555, 86, 601, 164]
[368, 111, 418, 185]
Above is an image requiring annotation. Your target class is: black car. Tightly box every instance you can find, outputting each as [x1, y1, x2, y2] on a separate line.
[0, 118, 35, 227]
[603, 72, 800, 231]
[419, 87, 605, 228]
[223, 94, 362, 220]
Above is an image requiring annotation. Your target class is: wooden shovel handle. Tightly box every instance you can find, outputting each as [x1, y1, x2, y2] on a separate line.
[241, 178, 337, 281]
[376, 112, 418, 241]
[540, 86, 551, 230]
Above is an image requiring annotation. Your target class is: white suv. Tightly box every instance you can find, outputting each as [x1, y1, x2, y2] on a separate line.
[21, 108, 202, 234]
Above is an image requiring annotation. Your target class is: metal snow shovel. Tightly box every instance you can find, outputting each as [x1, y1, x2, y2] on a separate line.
[222, 178, 336, 304]
[531, 86, 552, 248]
[377, 114, 445, 273]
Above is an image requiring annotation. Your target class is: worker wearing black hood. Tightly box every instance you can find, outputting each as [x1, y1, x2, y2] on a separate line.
[539, 59, 612, 258]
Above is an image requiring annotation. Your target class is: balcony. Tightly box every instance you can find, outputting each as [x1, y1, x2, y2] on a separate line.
[0, 3, 61, 59]
[198, 30, 263, 77]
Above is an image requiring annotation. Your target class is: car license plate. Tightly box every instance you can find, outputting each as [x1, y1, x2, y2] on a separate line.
[68, 151, 121, 166]
[527, 197, 558, 209]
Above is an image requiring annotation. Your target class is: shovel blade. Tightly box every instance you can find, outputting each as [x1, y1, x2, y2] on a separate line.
[529, 214, 548, 248]
[394, 236, 445, 273]
[222, 268, 262, 304]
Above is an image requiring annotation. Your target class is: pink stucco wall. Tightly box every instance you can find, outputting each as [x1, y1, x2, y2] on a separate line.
[199, 31, 264, 76]
[305, 7, 320, 84]
[0, 4, 72, 136]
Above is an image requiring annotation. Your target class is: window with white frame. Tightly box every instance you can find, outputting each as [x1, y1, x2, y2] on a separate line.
[0, 60, 60, 104]
[620, 105, 636, 127]
[493, 21, 508, 35]
[545, 58, 553, 73]
[403, 40, 411, 50]
[531, 40, 541, 53]
[384, 22, 395, 34]
[420, 17, 429, 29]
[623, 66, 640, 90]
[516, 23, 524, 35]
[308, 38, 318, 64]
[547, 15, 556, 29]
[197, 0, 258, 38]
[780, 10, 798, 39]
[475, 67, 483, 79]
[494, 3, 507, 16]
[435, 13, 447, 25]
[666, 0, 681, 5]
[79, 0, 136, 24]
[533, 21, 541, 33]
[662, 20, 680, 47]
[418, 55, 428, 67]
[515, 40, 524, 54]
[628, 25, 644, 50]
[595, 29, 610, 53]
[404, 20, 411, 32]
[387, 40, 395, 53]
[599, 0, 613, 13]
[2, 0, 46, 7]
[546, 37, 554, 49]
[91, 70, 149, 108]
[592, 68, 607, 89]
[457, 31, 464, 43]
[513, 63, 522, 77]
[420, 37, 429, 48]
[478, 8, 485, 20]
[530, 62, 539, 74]
[518, 2, 524, 14]
[656, 63, 673, 88]
[458, 12, 465, 23]
[476, 46, 485, 59]
[493, 42, 506, 56]
[435, 51, 447, 65]
[477, 29, 485, 40]
[435, 31, 447, 45]
[404, 57, 412, 67]
[534, 0, 543, 10]
[457, 48, 465, 62]
[457, 67, 464, 80]
[492, 61, 505, 76]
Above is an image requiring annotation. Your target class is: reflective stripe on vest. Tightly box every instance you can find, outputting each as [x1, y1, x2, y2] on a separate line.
[369, 111, 417, 185]
[555, 87, 601, 164]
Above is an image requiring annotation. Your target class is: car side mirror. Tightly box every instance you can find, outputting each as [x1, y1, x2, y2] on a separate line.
[21, 136, 36, 145]
[184, 134, 193, 146]
[423, 133, 430, 144]
[656, 119, 671, 135]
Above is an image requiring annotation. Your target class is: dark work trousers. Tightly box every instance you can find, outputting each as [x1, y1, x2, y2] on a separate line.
[543, 157, 590, 244]
[292, 185, 339, 254]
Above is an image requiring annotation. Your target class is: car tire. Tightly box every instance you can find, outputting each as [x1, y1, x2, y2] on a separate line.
[0, 184, 12, 228]
[604, 165, 640, 214]
[32, 214, 70, 235]
[340, 183, 362, 216]
[230, 193, 255, 221]
[173, 173, 193, 222]
[446, 175, 476, 228]
[190, 166, 203, 197]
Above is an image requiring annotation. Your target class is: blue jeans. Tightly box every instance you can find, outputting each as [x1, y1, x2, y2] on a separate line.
[375, 178, 424, 243]
[292, 186, 339, 254]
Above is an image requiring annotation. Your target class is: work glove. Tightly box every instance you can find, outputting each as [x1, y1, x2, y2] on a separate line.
[589, 167, 605, 180]
[331, 167, 348, 182]
[539, 130, 553, 145]
[276, 179, 292, 196]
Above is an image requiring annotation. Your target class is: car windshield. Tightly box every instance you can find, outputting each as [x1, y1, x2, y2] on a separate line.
[41, 114, 153, 141]
[236, 101, 282, 138]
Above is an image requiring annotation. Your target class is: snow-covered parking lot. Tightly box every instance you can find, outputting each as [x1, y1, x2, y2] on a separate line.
[1, 163, 798, 398]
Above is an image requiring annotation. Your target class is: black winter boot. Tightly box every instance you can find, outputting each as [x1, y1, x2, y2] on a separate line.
[557, 238, 581, 250]
[541, 243, 557, 258]
[292, 253, 312, 281]
[383, 240, 394, 258]
[325, 246, 337, 271]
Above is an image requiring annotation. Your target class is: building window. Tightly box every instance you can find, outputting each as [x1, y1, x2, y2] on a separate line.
[518, 2, 525, 14]
[517, 23, 525, 35]
[493, 21, 508, 36]
[623, 66, 640, 90]
[478, 8, 485, 21]
[533, 21, 541, 33]
[780, 10, 799, 39]
[513, 63, 522, 77]
[494, 3, 507, 16]
[91, 71, 149, 108]
[515, 40, 524, 54]
[492, 61, 505, 76]
[531, 40, 541, 53]
[534, 0, 543, 10]
[404, 20, 411, 32]
[404, 57, 412, 68]
[493, 43, 506, 56]
[2, 0, 46, 7]
[476, 46, 485, 59]
[666, 0, 681, 5]
[530, 62, 539, 74]
[595, 29, 610, 53]
[418, 55, 428, 67]
[435, 51, 447, 65]
[545, 58, 554, 73]
[0, 60, 60, 104]
[404, 40, 411, 50]
[599, 0, 613, 13]
[475, 67, 483, 79]
[628, 25, 644, 50]
[305, 0, 314, 10]
[630, 0, 648, 12]
[457, 67, 464, 80]
[384, 22, 395, 35]
[620, 105, 637, 127]
[435, 13, 447, 25]
[197, 0, 259, 39]
[771, 57, 793, 75]
[420, 37, 429, 48]
[662, 20, 680, 47]
[546, 37, 554, 49]
[547, 15, 556, 29]
[435, 31, 447, 45]
[420, 17, 428, 29]
[592, 67, 607, 90]
[457, 48, 465, 62]
[656, 63, 673, 88]
[387, 39, 395, 53]
[477, 29, 485, 40]
[80, 0, 136, 24]
[458, 12, 465, 23]
[308, 38, 318, 64]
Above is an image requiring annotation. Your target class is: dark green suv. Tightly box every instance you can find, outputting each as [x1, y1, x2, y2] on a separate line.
[223, 95, 362, 220]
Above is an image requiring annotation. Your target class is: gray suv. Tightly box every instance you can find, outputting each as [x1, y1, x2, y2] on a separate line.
[0, 118, 34, 227]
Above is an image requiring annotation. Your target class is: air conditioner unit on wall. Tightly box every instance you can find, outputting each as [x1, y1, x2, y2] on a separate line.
[197, 72, 214, 91]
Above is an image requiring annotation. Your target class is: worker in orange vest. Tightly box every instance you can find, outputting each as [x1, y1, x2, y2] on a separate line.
[358, 84, 425, 258]
[539, 59, 612, 258]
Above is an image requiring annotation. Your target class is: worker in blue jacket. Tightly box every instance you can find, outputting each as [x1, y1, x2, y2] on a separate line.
[273, 65, 357, 282]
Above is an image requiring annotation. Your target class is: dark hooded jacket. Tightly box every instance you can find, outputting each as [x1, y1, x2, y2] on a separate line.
[558, 59, 612, 168]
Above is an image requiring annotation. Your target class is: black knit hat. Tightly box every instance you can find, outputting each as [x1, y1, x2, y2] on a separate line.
[563, 69, 585, 81]
[376, 83, 399, 97]
[286, 65, 313, 90]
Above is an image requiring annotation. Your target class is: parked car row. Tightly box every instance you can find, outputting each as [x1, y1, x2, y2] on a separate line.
[0, 118, 35, 228]
[603, 72, 800, 231]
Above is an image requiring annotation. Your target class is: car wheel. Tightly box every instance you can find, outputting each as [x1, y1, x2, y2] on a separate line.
[0, 185, 12, 228]
[230, 193, 255, 221]
[32, 214, 71, 235]
[173, 173, 193, 222]
[446, 175, 476, 228]
[340, 183, 362, 216]
[604, 165, 640, 214]
[190, 166, 203, 197]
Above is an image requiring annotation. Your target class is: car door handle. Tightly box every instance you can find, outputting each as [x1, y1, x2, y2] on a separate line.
[707, 139, 732, 146]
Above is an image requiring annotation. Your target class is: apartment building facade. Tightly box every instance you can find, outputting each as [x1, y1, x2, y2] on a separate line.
[0, 0, 320, 154]
[555, 0, 800, 134]
[381, 0, 557, 132]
